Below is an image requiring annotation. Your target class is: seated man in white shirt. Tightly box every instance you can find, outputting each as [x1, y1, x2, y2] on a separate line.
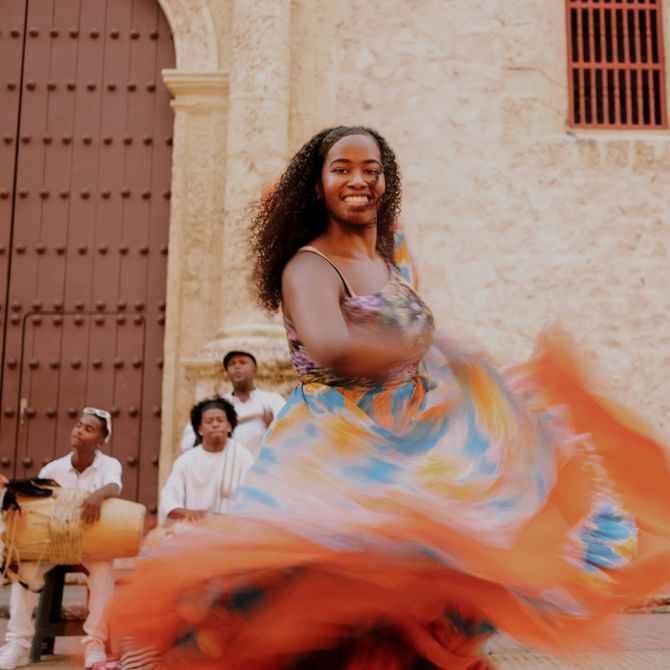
[161, 396, 254, 523]
[0, 408, 123, 670]
[119, 398, 254, 670]
[179, 350, 286, 459]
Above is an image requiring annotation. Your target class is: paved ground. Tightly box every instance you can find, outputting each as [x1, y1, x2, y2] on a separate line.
[0, 583, 667, 668]
[493, 651, 670, 669]
[491, 612, 670, 668]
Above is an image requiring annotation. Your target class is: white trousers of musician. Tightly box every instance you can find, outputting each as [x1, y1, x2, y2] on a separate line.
[5, 561, 115, 650]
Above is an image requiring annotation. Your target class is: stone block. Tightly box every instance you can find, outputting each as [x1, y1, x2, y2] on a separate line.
[576, 139, 600, 167]
[633, 141, 658, 172]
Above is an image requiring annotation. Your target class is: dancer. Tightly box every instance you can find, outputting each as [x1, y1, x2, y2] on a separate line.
[109, 126, 670, 669]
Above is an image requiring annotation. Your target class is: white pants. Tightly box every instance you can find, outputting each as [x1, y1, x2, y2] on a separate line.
[5, 561, 115, 650]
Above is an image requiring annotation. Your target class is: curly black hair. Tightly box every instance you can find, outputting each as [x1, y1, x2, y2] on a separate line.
[190, 396, 238, 446]
[249, 126, 402, 312]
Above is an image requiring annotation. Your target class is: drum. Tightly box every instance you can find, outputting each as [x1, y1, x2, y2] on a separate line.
[2, 485, 145, 564]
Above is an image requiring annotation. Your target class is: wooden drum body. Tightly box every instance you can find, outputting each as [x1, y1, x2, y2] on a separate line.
[3, 486, 145, 564]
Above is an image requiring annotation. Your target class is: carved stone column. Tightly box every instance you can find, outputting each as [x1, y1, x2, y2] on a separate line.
[288, 0, 339, 151]
[157, 2, 296, 485]
[178, 0, 295, 439]
[220, 0, 292, 329]
[159, 70, 229, 485]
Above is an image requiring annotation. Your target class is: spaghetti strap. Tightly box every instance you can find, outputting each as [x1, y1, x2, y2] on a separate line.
[297, 246, 356, 297]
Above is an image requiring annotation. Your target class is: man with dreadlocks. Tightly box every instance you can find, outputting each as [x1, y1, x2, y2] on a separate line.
[159, 397, 253, 523]
[109, 127, 670, 669]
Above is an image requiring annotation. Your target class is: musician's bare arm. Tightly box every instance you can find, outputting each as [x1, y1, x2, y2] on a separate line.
[82, 483, 121, 524]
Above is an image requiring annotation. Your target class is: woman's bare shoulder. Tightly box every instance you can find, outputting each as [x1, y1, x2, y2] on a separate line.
[281, 250, 344, 320]
[282, 249, 340, 286]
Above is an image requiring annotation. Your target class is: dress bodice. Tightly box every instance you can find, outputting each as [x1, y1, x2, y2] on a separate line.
[284, 256, 435, 387]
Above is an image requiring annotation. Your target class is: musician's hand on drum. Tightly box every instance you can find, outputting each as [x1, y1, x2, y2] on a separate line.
[82, 490, 105, 524]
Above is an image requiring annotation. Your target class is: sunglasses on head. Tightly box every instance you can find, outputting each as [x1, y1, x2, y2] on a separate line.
[82, 407, 112, 443]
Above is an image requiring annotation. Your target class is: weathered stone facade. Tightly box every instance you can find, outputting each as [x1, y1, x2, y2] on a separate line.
[157, 0, 670, 486]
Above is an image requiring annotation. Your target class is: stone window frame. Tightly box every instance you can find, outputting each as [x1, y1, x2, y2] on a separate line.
[566, 0, 667, 129]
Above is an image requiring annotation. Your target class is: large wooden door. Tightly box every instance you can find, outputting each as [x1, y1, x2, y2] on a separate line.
[0, 0, 175, 512]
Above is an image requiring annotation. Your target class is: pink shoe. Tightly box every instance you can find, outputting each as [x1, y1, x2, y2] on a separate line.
[91, 660, 120, 670]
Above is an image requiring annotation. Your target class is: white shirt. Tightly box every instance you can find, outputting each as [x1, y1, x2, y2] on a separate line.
[180, 389, 286, 458]
[159, 440, 254, 524]
[39, 450, 123, 493]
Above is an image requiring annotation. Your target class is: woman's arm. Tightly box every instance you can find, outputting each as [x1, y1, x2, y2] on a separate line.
[282, 253, 419, 379]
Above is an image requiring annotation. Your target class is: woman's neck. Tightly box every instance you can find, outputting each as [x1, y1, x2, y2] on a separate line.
[319, 220, 378, 259]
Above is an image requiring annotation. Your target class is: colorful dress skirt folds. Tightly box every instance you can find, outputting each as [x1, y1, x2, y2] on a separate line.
[109, 238, 670, 669]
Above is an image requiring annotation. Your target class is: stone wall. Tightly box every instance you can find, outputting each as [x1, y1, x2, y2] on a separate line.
[156, 0, 669, 488]
[331, 0, 670, 440]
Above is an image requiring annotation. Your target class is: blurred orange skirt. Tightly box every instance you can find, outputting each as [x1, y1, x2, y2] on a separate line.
[108, 335, 670, 669]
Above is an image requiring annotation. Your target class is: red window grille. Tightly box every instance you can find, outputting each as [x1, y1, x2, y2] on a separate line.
[566, 0, 667, 129]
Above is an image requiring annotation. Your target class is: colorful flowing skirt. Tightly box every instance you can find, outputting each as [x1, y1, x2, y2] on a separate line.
[108, 334, 670, 669]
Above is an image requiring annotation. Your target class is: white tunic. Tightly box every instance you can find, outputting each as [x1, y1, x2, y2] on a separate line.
[179, 389, 286, 458]
[159, 440, 254, 523]
[39, 450, 123, 493]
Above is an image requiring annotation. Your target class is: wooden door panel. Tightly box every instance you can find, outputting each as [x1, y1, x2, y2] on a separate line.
[0, 0, 28, 457]
[0, 0, 174, 511]
[18, 313, 144, 482]
[16, 312, 61, 474]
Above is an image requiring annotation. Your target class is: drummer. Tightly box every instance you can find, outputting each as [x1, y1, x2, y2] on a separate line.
[0, 408, 122, 670]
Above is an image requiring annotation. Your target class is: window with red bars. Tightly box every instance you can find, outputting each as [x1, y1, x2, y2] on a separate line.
[566, 0, 667, 129]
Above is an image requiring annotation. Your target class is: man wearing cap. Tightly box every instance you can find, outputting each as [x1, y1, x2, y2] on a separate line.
[180, 350, 285, 459]
[0, 408, 122, 670]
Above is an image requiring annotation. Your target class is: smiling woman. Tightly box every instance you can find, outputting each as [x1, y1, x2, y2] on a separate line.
[316, 133, 386, 227]
[108, 126, 670, 670]
[248, 126, 402, 313]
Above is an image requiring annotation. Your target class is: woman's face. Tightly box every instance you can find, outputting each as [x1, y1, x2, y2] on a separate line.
[318, 134, 385, 227]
